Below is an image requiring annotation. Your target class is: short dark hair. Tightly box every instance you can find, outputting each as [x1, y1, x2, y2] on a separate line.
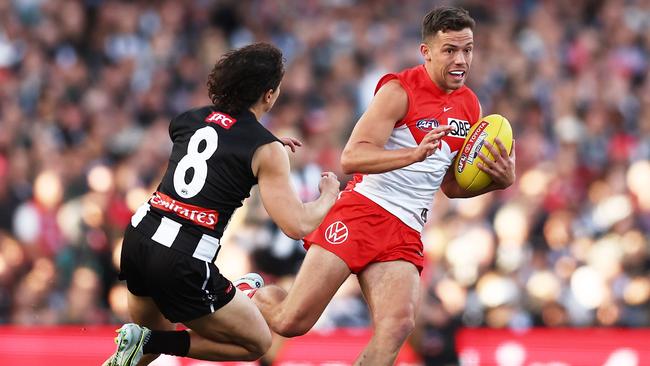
[422, 7, 475, 41]
[207, 42, 285, 115]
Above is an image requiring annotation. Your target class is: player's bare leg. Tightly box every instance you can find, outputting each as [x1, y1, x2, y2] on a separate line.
[127, 294, 176, 366]
[102, 294, 175, 366]
[107, 290, 271, 365]
[253, 245, 351, 337]
[182, 290, 272, 361]
[354, 260, 420, 366]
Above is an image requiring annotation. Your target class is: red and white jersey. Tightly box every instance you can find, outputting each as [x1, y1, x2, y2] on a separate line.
[348, 65, 481, 232]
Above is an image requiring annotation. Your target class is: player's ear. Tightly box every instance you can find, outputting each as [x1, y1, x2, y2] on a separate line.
[420, 43, 431, 61]
[264, 89, 273, 103]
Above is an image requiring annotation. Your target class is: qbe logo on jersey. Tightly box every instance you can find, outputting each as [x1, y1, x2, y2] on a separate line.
[448, 118, 471, 138]
[325, 221, 349, 245]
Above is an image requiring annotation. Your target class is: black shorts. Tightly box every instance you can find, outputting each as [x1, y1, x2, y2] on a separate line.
[118, 225, 236, 323]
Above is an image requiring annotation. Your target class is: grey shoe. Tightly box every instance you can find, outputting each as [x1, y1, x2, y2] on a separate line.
[234, 273, 264, 298]
[109, 323, 150, 366]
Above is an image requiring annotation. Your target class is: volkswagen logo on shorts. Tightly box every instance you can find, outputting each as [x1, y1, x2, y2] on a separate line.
[325, 221, 349, 245]
[416, 118, 439, 132]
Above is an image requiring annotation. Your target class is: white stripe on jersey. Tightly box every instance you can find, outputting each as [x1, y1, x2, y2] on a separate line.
[131, 203, 150, 227]
[194, 234, 221, 262]
[130, 204, 222, 262]
[151, 217, 182, 247]
[353, 124, 457, 232]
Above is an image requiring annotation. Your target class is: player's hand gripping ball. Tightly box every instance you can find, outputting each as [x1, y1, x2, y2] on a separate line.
[454, 114, 513, 191]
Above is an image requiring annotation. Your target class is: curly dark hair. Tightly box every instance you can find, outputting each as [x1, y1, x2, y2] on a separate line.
[207, 43, 285, 115]
[422, 7, 475, 41]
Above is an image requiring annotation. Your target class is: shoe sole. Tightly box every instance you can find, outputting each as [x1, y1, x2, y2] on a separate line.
[126, 333, 146, 366]
[116, 326, 146, 366]
[243, 273, 264, 288]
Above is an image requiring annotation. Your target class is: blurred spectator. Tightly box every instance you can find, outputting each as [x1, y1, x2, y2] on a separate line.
[0, 1, 649, 365]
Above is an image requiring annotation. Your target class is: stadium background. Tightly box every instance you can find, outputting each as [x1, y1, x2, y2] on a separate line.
[0, 0, 648, 365]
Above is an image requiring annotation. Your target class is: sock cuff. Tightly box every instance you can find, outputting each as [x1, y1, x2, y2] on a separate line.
[143, 329, 190, 357]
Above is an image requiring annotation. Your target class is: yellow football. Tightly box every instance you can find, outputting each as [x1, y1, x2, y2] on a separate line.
[454, 114, 513, 191]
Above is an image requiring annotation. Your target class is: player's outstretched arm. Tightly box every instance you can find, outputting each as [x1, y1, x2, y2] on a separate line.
[253, 141, 340, 239]
[341, 80, 452, 175]
[441, 138, 516, 198]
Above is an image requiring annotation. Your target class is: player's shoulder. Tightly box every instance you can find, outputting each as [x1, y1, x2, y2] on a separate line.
[251, 140, 287, 177]
[175, 105, 213, 121]
[167, 106, 216, 140]
[372, 79, 408, 119]
[375, 65, 420, 92]
[256, 140, 285, 157]
[375, 78, 408, 100]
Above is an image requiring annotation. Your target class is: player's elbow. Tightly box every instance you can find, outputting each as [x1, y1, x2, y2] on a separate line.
[279, 226, 304, 240]
[272, 206, 315, 239]
[440, 185, 453, 198]
[274, 317, 311, 338]
[278, 221, 310, 240]
[340, 148, 356, 175]
[284, 229, 304, 240]
[440, 181, 461, 198]
[341, 164, 355, 175]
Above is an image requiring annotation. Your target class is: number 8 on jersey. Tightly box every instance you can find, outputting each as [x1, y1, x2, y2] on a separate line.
[173, 126, 219, 198]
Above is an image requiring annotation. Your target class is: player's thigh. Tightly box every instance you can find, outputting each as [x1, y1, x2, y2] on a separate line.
[281, 245, 351, 325]
[358, 260, 420, 324]
[127, 292, 176, 331]
[183, 290, 271, 347]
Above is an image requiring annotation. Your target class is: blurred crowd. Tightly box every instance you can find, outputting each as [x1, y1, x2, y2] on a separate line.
[0, 0, 649, 364]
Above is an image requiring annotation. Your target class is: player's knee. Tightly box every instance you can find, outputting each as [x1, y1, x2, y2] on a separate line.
[255, 332, 273, 357]
[240, 346, 267, 361]
[242, 330, 272, 360]
[395, 316, 416, 340]
[376, 314, 416, 343]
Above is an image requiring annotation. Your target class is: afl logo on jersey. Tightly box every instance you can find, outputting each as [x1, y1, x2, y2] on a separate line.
[325, 221, 349, 245]
[416, 118, 439, 132]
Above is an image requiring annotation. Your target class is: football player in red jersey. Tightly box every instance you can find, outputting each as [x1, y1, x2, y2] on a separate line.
[249, 7, 515, 365]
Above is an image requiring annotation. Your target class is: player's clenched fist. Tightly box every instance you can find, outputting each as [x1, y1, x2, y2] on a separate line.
[319, 172, 340, 196]
[412, 125, 453, 162]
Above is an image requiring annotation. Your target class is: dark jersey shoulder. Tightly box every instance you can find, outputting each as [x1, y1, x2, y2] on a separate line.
[153, 106, 279, 239]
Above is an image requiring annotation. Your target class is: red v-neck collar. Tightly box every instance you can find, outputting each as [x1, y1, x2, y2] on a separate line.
[419, 64, 460, 98]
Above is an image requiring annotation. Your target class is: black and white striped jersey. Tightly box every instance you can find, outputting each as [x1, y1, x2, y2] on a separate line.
[130, 106, 279, 262]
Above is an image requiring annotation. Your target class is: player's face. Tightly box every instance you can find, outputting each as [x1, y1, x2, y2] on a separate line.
[421, 28, 474, 93]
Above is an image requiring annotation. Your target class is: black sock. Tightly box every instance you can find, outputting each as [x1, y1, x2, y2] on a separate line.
[142, 330, 190, 357]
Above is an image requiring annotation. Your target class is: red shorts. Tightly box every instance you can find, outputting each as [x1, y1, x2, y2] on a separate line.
[303, 190, 424, 274]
